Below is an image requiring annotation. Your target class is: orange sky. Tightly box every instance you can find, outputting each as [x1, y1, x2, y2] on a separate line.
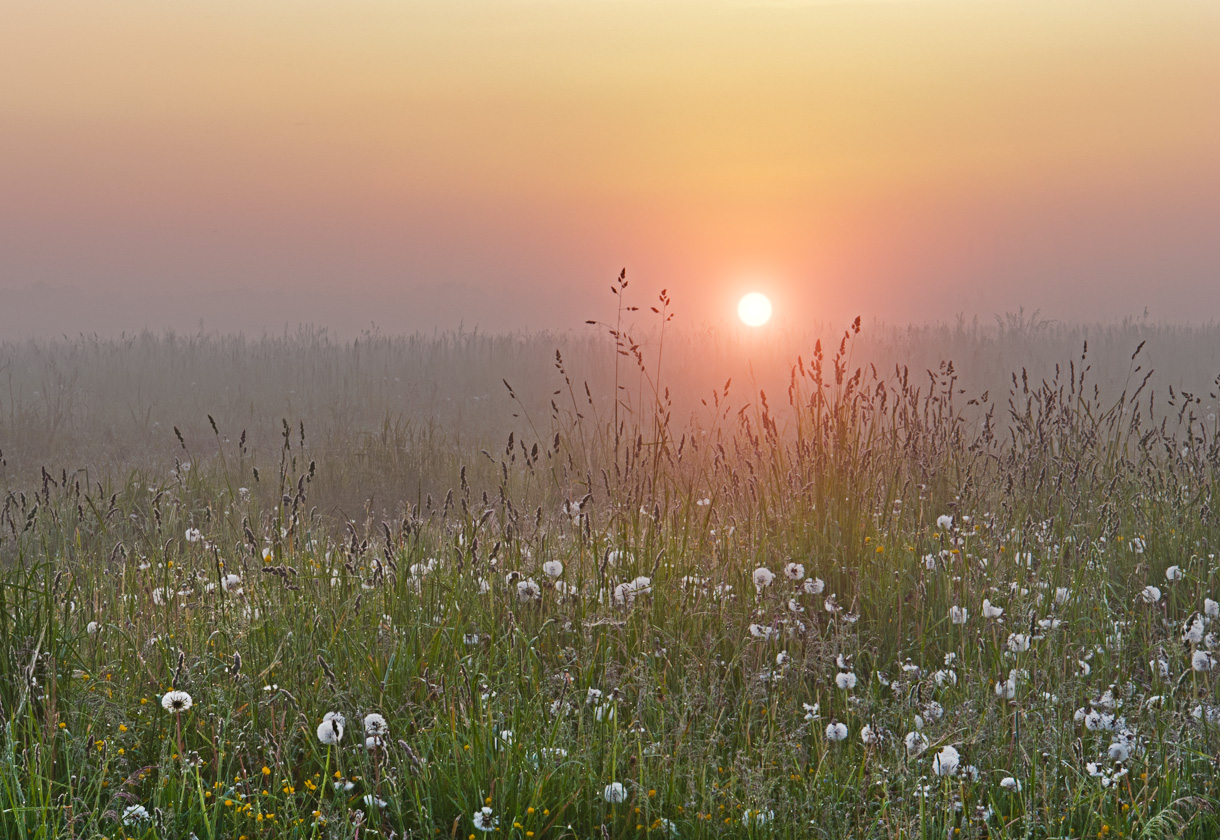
[2, 0, 1218, 335]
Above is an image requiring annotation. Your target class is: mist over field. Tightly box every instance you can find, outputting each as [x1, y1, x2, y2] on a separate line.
[4, 314, 1220, 507]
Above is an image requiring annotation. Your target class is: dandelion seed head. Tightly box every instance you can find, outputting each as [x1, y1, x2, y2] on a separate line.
[161, 690, 193, 714]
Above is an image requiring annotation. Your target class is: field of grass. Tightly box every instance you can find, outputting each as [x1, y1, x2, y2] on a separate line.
[5, 306, 1220, 838]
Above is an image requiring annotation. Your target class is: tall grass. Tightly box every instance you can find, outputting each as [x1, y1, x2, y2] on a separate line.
[3, 303, 1220, 838]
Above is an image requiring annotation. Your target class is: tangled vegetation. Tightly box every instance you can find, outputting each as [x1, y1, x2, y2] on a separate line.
[4, 299, 1220, 838]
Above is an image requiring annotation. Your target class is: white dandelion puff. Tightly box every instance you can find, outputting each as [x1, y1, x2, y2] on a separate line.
[932, 745, 960, 776]
[472, 807, 499, 832]
[161, 690, 193, 713]
[904, 731, 929, 756]
[603, 782, 627, 803]
[317, 711, 345, 745]
[121, 805, 151, 825]
[1007, 633, 1031, 653]
[753, 567, 775, 590]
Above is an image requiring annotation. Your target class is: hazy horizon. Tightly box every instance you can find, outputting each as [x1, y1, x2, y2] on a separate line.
[3, 0, 1219, 338]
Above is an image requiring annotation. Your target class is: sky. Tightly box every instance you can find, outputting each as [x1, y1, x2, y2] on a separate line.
[2, 0, 1219, 337]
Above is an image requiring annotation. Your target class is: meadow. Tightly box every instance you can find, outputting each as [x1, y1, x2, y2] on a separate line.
[5, 299, 1220, 839]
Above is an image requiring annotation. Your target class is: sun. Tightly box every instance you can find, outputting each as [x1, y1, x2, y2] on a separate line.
[738, 292, 773, 327]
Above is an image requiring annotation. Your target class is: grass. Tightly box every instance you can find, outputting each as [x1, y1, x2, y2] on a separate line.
[4, 301, 1220, 838]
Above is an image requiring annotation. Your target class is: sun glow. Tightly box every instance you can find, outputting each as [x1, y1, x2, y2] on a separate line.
[738, 293, 773, 327]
